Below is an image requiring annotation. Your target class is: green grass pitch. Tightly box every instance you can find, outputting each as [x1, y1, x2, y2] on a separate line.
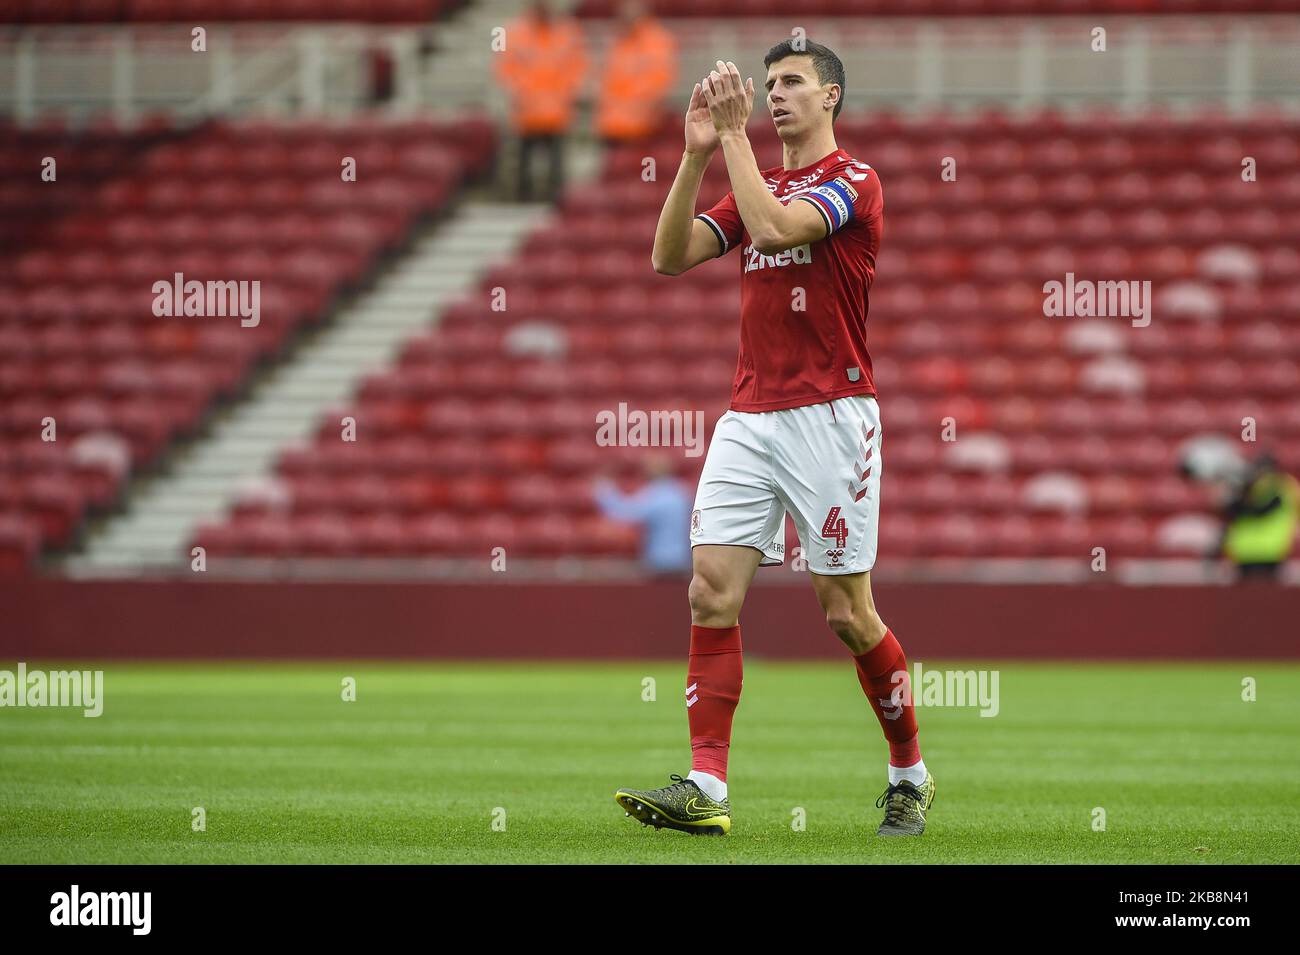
[1, 660, 1297, 864]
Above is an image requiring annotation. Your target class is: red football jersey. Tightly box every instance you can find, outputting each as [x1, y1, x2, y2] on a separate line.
[696, 146, 884, 412]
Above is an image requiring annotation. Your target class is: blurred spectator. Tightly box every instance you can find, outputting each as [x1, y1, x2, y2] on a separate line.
[595, 0, 677, 145]
[1215, 451, 1299, 582]
[495, 0, 587, 202]
[594, 456, 692, 575]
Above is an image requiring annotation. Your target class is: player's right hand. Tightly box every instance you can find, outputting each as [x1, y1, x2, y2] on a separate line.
[684, 82, 719, 156]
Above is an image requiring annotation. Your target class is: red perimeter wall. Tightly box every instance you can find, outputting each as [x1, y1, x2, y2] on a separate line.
[1, 577, 1296, 659]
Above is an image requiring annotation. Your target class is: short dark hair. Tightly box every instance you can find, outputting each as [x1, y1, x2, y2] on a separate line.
[763, 39, 845, 121]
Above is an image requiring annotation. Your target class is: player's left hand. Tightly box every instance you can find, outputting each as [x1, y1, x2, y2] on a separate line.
[702, 60, 754, 135]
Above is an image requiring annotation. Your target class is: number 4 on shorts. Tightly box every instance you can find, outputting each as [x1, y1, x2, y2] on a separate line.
[821, 506, 848, 549]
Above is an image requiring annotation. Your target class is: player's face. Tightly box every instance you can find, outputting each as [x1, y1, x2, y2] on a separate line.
[765, 57, 831, 140]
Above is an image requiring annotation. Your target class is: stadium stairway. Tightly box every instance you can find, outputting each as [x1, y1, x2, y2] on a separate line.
[68, 201, 551, 572]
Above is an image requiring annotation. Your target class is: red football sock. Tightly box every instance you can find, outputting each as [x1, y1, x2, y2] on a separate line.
[686, 624, 743, 782]
[853, 628, 922, 768]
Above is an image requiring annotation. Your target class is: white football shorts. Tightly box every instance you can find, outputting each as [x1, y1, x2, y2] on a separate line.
[689, 394, 883, 575]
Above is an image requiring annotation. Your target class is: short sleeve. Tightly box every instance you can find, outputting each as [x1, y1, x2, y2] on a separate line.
[796, 162, 883, 237]
[696, 191, 743, 256]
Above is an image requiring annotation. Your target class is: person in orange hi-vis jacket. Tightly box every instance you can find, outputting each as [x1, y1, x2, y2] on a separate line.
[596, 0, 678, 145]
[495, 0, 588, 201]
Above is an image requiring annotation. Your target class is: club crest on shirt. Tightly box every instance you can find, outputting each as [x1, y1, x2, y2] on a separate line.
[832, 176, 859, 201]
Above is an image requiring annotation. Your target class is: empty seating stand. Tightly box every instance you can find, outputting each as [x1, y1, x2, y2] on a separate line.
[0, 1, 464, 23]
[192, 108, 1300, 565]
[575, 1, 1294, 16]
[0, 115, 496, 569]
